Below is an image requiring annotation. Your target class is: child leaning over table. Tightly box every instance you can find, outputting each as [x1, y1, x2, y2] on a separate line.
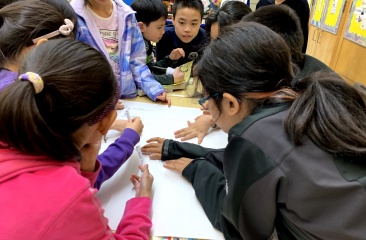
[131, 0, 185, 85]
[155, 0, 207, 68]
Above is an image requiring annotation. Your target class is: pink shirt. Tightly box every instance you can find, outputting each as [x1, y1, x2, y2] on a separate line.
[0, 148, 152, 239]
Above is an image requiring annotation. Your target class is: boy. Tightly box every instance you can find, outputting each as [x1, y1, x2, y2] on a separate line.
[155, 0, 207, 68]
[71, 0, 170, 105]
[241, 4, 335, 79]
[131, 0, 185, 85]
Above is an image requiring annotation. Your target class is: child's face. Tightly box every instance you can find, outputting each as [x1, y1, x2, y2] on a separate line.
[140, 17, 166, 43]
[172, 7, 202, 43]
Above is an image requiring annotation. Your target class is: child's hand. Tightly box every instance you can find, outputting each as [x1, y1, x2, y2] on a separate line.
[141, 137, 165, 160]
[130, 164, 154, 198]
[163, 157, 193, 174]
[126, 117, 144, 136]
[173, 67, 185, 83]
[109, 119, 128, 132]
[156, 92, 171, 107]
[115, 99, 124, 110]
[174, 114, 213, 144]
[169, 48, 185, 60]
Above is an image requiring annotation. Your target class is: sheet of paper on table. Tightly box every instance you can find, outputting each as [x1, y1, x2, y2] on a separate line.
[97, 100, 227, 240]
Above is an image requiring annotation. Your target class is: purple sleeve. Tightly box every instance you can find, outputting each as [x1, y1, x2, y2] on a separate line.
[95, 128, 140, 189]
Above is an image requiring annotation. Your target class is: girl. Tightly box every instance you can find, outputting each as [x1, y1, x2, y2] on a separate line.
[0, 0, 140, 189]
[0, 37, 154, 239]
[142, 22, 366, 239]
[70, 0, 170, 105]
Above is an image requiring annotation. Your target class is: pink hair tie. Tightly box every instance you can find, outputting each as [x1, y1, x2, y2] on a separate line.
[19, 72, 44, 94]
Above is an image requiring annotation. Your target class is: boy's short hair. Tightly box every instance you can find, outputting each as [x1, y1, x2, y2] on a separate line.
[242, 4, 304, 66]
[131, 0, 168, 26]
[172, 0, 204, 19]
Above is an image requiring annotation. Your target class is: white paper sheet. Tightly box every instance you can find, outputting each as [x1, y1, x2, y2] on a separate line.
[97, 101, 227, 239]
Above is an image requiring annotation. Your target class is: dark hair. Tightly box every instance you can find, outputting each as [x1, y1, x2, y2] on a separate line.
[197, 21, 293, 112]
[0, 0, 77, 34]
[286, 72, 366, 156]
[242, 4, 304, 67]
[172, 0, 204, 19]
[0, 0, 72, 66]
[199, 21, 366, 157]
[205, 1, 251, 41]
[0, 38, 117, 161]
[131, 0, 167, 26]
[0, 0, 17, 8]
[39, 0, 78, 35]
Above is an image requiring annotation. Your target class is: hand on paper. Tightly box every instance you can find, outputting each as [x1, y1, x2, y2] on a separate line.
[169, 48, 185, 61]
[156, 92, 172, 107]
[173, 67, 185, 83]
[125, 117, 144, 136]
[80, 137, 102, 172]
[115, 99, 124, 110]
[109, 119, 128, 132]
[163, 158, 192, 174]
[130, 164, 154, 198]
[141, 137, 165, 160]
[174, 114, 213, 144]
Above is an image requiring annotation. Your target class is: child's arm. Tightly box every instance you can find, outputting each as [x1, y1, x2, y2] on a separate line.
[95, 118, 144, 189]
[127, 15, 167, 101]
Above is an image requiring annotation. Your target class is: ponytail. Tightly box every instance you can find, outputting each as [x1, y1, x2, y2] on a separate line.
[285, 72, 366, 156]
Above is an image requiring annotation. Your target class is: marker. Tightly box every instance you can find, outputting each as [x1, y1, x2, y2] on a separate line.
[126, 109, 144, 169]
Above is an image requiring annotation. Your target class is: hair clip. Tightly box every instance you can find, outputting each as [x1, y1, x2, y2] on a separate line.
[32, 19, 74, 44]
[19, 72, 44, 94]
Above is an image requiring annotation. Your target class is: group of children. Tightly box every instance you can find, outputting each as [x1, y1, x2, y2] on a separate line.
[1, 0, 366, 239]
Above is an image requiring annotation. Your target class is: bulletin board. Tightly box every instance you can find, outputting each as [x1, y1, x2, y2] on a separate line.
[321, 0, 347, 34]
[311, 0, 329, 27]
[344, 0, 366, 47]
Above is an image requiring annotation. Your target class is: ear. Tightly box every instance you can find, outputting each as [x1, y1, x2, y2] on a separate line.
[35, 38, 48, 45]
[222, 93, 241, 116]
[138, 22, 145, 32]
[98, 110, 117, 135]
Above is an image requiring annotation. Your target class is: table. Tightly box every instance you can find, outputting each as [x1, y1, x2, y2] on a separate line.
[97, 100, 227, 240]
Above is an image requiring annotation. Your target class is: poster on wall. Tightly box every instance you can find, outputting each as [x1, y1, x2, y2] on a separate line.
[321, 0, 347, 34]
[344, 0, 366, 47]
[311, 0, 329, 27]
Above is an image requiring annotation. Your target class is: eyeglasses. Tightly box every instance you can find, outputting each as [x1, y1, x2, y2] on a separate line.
[198, 93, 219, 110]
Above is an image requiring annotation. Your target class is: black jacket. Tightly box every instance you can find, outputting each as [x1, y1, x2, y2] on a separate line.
[161, 103, 366, 239]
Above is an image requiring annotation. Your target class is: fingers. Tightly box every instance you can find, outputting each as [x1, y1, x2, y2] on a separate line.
[146, 137, 165, 143]
[197, 134, 204, 144]
[163, 158, 192, 174]
[149, 153, 162, 160]
[178, 48, 185, 58]
[166, 97, 171, 107]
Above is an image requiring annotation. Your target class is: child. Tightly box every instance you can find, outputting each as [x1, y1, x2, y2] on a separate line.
[0, 37, 154, 239]
[142, 22, 366, 239]
[71, 0, 170, 105]
[256, 0, 309, 53]
[174, 1, 252, 144]
[155, 0, 207, 68]
[241, 4, 335, 79]
[131, 0, 185, 85]
[0, 0, 142, 190]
